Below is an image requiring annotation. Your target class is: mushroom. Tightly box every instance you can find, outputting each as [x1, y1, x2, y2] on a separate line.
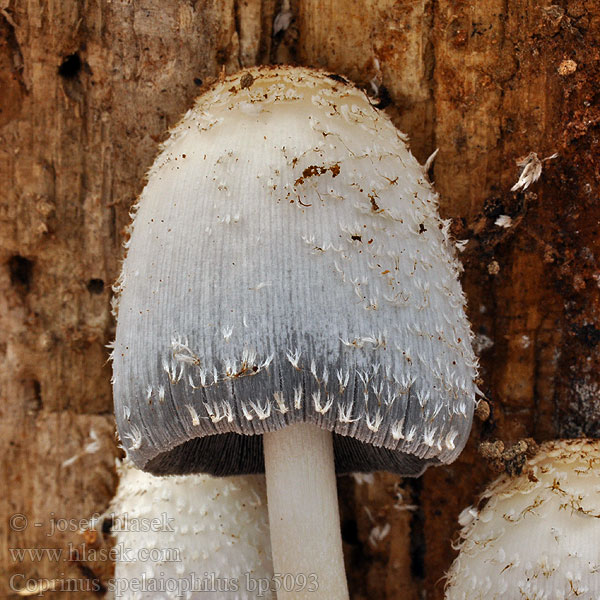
[445, 439, 600, 600]
[107, 461, 273, 599]
[112, 66, 479, 598]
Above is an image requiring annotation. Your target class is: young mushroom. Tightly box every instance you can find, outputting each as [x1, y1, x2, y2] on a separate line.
[445, 439, 600, 600]
[107, 461, 272, 599]
[112, 66, 479, 598]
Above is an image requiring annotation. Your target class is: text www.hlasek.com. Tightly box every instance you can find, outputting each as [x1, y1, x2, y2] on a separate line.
[9, 543, 180, 564]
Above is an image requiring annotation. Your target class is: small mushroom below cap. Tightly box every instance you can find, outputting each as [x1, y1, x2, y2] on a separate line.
[105, 461, 273, 600]
[445, 439, 600, 600]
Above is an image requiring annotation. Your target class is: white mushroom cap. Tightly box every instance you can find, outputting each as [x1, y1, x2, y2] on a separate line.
[112, 65, 478, 476]
[445, 439, 600, 600]
[107, 461, 272, 599]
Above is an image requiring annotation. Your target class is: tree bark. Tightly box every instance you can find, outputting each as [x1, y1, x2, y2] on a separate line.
[1, 1, 598, 598]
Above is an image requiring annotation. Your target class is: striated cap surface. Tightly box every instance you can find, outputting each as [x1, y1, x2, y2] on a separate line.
[113, 66, 478, 476]
[445, 439, 600, 600]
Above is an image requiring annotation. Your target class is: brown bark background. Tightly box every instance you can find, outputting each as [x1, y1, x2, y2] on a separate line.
[1, 1, 598, 598]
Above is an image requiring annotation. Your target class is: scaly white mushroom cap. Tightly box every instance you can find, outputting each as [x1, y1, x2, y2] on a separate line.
[112, 65, 478, 476]
[108, 461, 272, 599]
[445, 439, 600, 600]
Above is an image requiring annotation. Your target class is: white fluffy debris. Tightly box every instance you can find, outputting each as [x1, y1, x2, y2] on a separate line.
[424, 148, 439, 179]
[351, 472, 375, 485]
[494, 215, 512, 228]
[61, 428, 102, 468]
[273, 0, 293, 35]
[511, 152, 558, 192]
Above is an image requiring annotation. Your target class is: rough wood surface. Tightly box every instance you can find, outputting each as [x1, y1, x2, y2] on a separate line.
[1, 1, 598, 598]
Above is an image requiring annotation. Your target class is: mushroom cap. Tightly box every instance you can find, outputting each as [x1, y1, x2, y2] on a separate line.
[113, 65, 478, 476]
[108, 461, 273, 599]
[445, 439, 600, 600]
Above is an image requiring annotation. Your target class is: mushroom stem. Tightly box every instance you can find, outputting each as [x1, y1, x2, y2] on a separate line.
[263, 423, 349, 599]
